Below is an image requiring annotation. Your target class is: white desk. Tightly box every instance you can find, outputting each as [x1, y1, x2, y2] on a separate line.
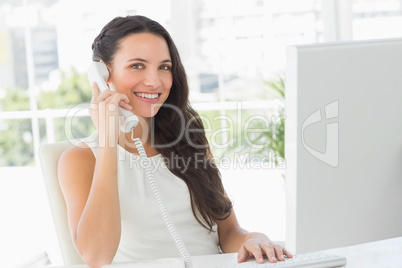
[50, 237, 402, 268]
[322, 236, 402, 268]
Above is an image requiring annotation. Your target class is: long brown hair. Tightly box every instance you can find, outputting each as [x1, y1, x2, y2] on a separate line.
[92, 15, 232, 231]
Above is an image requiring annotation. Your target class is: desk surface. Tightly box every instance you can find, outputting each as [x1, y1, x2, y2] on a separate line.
[322, 236, 402, 268]
[51, 237, 402, 268]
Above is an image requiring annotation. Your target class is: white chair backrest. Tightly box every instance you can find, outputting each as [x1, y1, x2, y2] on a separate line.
[39, 141, 84, 265]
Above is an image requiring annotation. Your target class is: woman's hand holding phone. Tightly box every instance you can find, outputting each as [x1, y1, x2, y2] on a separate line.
[89, 82, 132, 147]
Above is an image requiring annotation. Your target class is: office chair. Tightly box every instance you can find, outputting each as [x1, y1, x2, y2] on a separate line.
[39, 141, 84, 265]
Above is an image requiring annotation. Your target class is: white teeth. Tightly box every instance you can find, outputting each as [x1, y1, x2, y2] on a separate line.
[134, 92, 158, 99]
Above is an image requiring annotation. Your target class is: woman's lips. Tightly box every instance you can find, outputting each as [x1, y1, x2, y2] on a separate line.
[133, 92, 160, 103]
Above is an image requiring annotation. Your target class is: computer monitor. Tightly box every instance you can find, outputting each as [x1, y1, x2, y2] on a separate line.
[285, 38, 402, 254]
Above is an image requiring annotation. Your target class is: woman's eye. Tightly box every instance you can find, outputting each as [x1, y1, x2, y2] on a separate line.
[131, 64, 144, 69]
[159, 65, 171, 71]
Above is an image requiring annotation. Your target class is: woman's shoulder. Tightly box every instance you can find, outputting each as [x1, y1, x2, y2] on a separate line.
[60, 141, 94, 161]
[59, 131, 98, 165]
[58, 142, 96, 182]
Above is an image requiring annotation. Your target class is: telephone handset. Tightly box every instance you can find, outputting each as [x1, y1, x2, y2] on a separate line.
[88, 61, 139, 133]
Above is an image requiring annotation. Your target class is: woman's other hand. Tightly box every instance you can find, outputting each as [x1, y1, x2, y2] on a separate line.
[237, 232, 292, 264]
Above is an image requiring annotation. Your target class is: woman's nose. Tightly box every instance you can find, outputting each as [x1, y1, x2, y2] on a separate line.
[143, 69, 161, 88]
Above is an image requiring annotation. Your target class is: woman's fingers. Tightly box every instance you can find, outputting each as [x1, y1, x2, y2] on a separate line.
[119, 101, 133, 111]
[90, 82, 100, 102]
[238, 243, 265, 264]
[96, 91, 134, 122]
[96, 90, 113, 104]
[260, 243, 278, 263]
[91, 81, 131, 110]
[237, 245, 248, 263]
[110, 91, 128, 104]
[282, 247, 293, 258]
[108, 92, 132, 111]
[94, 88, 132, 111]
[237, 237, 293, 264]
[91, 74, 132, 107]
[89, 85, 133, 135]
[91, 81, 115, 104]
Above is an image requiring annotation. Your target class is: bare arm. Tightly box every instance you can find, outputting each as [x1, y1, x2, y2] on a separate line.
[58, 144, 121, 268]
[217, 208, 248, 253]
[217, 196, 292, 264]
[57, 82, 132, 267]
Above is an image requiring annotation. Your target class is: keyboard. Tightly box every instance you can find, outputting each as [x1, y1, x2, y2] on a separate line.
[215, 252, 347, 268]
[103, 252, 346, 268]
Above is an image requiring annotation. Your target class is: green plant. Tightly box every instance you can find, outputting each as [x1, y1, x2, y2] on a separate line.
[263, 73, 285, 162]
[38, 67, 92, 109]
[38, 67, 94, 142]
[0, 88, 33, 166]
[0, 68, 93, 166]
[224, 73, 286, 167]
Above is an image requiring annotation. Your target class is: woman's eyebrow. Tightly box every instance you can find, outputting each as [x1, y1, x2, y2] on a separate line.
[127, 58, 172, 63]
[127, 58, 147, 63]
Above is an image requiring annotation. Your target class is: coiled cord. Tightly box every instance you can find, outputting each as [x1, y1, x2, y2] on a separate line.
[132, 135, 193, 268]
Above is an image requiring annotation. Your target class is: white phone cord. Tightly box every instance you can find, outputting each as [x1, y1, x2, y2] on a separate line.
[132, 135, 193, 268]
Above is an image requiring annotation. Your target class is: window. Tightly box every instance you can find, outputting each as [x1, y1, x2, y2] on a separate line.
[352, 0, 402, 39]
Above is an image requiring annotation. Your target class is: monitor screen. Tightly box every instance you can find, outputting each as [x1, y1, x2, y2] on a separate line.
[285, 38, 402, 254]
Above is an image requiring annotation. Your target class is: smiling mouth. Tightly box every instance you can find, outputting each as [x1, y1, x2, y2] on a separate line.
[133, 92, 159, 99]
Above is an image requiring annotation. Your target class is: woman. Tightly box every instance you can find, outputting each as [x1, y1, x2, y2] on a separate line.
[58, 15, 292, 268]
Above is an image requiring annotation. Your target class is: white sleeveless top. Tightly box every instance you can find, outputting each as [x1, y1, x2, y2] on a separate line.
[82, 134, 220, 263]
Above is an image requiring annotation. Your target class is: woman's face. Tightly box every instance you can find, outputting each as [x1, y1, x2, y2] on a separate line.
[108, 33, 173, 118]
